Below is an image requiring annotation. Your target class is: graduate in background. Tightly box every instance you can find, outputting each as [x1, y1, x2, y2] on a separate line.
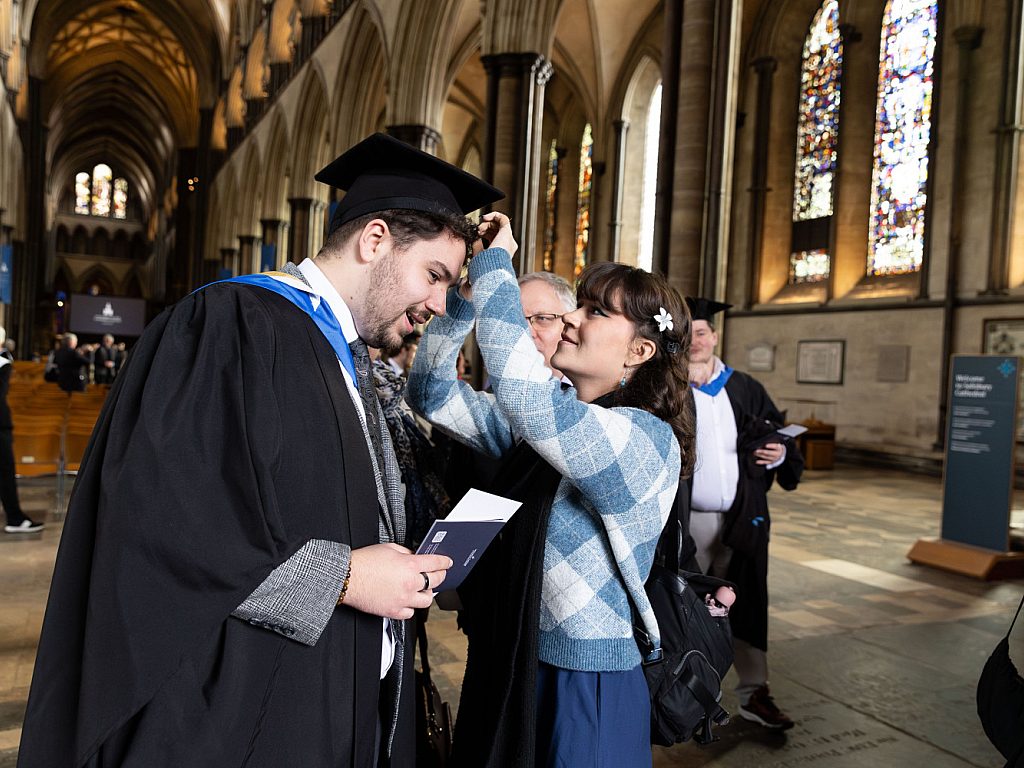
[686, 297, 804, 731]
[18, 134, 502, 768]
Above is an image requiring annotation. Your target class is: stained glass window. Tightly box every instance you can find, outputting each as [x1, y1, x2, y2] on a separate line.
[75, 172, 91, 215]
[113, 178, 128, 220]
[75, 167, 129, 218]
[91, 164, 112, 217]
[788, 0, 841, 285]
[868, 0, 937, 276]
[793, 0, 842, 222]
[574, 124, 594, 276]
[638, 83, 662, 273]
[542, 140, 560, 272]
[790, 250, 831, 284]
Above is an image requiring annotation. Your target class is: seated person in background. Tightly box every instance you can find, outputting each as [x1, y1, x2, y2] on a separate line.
[407, 213, 695, 768]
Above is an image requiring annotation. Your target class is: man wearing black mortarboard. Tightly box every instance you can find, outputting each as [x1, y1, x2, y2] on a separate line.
[19, 133, 504, 768]
[685, 296, 804, 732]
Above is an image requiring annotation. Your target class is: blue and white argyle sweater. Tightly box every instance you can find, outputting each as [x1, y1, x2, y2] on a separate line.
[407, 248, 680, 672]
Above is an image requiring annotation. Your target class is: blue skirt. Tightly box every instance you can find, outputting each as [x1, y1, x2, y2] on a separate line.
[535, 662, 651, 768]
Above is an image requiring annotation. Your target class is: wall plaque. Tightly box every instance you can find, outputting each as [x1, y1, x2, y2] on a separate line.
[796, 340, 844, 385]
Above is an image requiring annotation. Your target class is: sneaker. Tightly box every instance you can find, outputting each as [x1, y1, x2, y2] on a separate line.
[738, 686, 794, 730]
[5, 518, 44, 534]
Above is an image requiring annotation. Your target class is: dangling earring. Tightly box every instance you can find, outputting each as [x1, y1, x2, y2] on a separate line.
[620, 368, 628, 388]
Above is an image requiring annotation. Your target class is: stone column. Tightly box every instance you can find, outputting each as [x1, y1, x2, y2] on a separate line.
[18, 75, 46, 358]
[936, 25, 984, 447]
[826, 24, 862, 301]
[386, 125, 442, 155]
[607, 120, 629, 264]
[654, 0, 684, 277]
[238, 234, 261, 275]
[986, 0, 1024, 293]
[664, 0, 732, 297]
[288, 197, 314, 264]
[261, 218, 288, 268]
[744, 57, 776, 308]
[481, 52, 553, 275]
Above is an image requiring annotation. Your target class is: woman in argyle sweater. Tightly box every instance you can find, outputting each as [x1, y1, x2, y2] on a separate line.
[407, 213, 694, 767]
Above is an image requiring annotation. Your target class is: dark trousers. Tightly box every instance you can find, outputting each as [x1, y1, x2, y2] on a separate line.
[0, 429, 24, 524]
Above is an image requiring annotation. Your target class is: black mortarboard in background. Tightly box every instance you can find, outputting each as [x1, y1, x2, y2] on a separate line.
[685, 297, 732, 322]
[315, 133, 505, 236]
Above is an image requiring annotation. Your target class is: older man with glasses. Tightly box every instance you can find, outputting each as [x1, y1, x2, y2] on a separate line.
[518, 271, 575, 383]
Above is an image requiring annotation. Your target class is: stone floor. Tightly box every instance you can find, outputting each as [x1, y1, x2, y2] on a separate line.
[2, 467, 1023, 766]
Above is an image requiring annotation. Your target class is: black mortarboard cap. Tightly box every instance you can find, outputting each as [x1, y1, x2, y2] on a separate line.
[315, 133, 505, 235]
[685, 297, 732, 321]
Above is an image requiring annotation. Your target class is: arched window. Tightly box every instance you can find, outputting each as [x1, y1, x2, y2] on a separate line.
[789, 0, 842, 284]
[542, 139, 560, 272]
[74, 172, 91, 215]
[574, 123, 594, 276]
[113, 178, 128, 220]
[637, 82, 662, 273]
[74, 166, 130, 219]
[868, 0, 938, 276]
[91, 163, 113, 217]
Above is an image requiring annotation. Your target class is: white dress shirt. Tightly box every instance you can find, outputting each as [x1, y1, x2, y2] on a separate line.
[691, 358, 740, 513]
[297, 258, 396, 680]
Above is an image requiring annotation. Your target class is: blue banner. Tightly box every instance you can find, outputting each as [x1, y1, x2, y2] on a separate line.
[260, 244, 277, 273]
[0, 244, 11, 304]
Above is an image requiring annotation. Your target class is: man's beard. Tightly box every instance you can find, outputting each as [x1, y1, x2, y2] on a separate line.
[360, 254, 425, 350]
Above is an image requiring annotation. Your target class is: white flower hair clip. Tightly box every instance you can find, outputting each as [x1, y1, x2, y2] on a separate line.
[653, 307, 673, 333]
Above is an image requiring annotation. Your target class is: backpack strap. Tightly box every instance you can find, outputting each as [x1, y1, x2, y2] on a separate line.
[682, 670, 730, 745]
[1006, 591, 1024, 639]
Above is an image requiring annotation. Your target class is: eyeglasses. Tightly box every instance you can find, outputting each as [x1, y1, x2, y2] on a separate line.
[525, 313, 563, 329]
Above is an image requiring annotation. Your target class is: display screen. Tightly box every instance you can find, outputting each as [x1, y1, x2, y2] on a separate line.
[69, 294, 146, 337]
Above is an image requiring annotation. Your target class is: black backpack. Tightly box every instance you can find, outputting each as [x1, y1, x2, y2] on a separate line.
[633, 486, 735, 746]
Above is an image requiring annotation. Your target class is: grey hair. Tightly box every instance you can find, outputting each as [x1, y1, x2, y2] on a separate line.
[517, 271, 575, 313]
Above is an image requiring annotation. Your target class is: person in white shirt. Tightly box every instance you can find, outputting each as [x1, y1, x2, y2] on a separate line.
[686, 296, 804, 732]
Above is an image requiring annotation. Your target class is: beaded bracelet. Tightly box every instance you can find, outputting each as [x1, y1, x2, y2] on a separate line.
[336, 560, 352, 605]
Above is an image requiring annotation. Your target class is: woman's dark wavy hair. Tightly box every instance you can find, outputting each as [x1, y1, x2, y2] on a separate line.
[576, 262, 696, 478]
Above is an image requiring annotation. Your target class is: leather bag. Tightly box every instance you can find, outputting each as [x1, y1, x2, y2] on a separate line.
[415, 612, 453, 767]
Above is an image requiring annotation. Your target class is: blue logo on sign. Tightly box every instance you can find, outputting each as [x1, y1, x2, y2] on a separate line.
[998, 359, 1016, 378]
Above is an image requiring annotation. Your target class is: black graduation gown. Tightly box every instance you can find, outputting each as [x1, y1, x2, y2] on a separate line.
[450, 442, 562, 768]
[18, 284, 401, 768]
[718, 371, 802, 652]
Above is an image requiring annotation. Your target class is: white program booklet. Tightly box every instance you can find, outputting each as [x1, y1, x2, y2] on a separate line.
[415, 489, 523, 591]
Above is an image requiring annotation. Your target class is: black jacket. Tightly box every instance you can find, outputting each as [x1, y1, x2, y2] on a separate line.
[19, 284, 404, 767]
[53, 347, 90, 392]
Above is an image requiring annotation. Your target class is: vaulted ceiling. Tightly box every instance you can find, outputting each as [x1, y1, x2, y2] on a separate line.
[25, 0, 225, 224]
